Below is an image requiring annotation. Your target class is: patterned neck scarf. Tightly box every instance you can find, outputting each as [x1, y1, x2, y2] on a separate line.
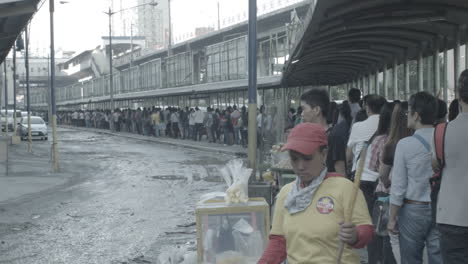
[284, 168, 327, 215]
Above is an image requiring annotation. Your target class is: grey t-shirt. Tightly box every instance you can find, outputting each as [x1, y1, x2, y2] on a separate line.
[436, 113, 468, 227]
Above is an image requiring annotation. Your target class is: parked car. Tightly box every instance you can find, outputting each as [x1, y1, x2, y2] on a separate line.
[17, 116, 48, 140]
[1, 110, 22, 132]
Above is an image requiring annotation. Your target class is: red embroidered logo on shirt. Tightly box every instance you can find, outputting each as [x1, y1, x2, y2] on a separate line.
[316, 196, 335, 214]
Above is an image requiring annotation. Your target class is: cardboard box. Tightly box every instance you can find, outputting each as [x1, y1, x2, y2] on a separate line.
[196, 198, 270, 264]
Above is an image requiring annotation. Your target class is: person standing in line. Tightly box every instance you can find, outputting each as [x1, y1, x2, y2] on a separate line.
[434, 69, 468, 264]
[135, 108, 142, 135]
[231, 105, 241, 145]
[361, 102, 396, 264]
[347, 95, 386, 180]
[142, 108, 148, 136]
[448, 99, 459, 121]
[435, 99, 448, 125]
[189, 108, 196, 140]
[113, 109, 120, 132]
[327, 101, 352, 176]
[348, 88, 362, 122]
[181, 107, 189, 139]
[388, 92, 442, 264]
[214, 109, 222, 143]
[171, 109, 180, 139]
[80, 111, 86, 127]
[205, 107, 214, 143]
[240, 106, 248, 147]
[379, 102, 414, 264]
[194, 107, 205, 141]
[151, 109, 160, 137]
[294, 106, 302, 126]
[299, 89, 329, 129]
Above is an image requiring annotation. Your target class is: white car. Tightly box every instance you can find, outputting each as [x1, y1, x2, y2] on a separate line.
[1, 110, 21, 132]
[17, 116, 48, 140]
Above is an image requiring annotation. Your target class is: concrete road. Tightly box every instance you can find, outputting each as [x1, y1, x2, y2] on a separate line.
[0, 128, 232, 264]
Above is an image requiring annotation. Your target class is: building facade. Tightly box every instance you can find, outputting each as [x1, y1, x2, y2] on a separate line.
[137, 0, 170, 50]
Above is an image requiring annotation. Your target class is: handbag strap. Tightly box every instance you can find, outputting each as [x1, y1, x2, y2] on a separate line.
[355, 132, 378, 163]
[434, 123, 448, 168]
[413, 133, 431, 153]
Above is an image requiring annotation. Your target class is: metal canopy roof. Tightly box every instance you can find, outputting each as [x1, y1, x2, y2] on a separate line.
[0, 0, 39, 63]
[282, 0, 468, 86]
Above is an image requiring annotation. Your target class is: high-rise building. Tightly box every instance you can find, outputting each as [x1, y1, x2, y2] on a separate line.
[137, 0, 170, 50]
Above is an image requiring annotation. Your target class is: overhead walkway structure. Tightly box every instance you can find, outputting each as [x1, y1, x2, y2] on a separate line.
[282, 0, 468, 101]
[0, 0, 39, 64]
[32, 1, 311, 110]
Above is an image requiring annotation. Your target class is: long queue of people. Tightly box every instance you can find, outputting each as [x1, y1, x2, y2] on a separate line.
[58, 105, 262, 146]
[258, 70, 467, 264]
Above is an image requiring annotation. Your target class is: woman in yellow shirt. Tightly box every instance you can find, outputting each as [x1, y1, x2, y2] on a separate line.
[259, 123, 374, 264]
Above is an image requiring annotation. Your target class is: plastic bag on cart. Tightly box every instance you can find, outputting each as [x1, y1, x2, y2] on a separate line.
[232, 218, 264, 259]
[220, 159, 253, 205]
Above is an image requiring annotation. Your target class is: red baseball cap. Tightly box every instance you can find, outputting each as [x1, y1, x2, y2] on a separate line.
[282, 123, 328, 155]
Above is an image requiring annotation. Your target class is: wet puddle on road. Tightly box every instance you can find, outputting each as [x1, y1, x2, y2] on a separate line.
[148, 175, 186, 181]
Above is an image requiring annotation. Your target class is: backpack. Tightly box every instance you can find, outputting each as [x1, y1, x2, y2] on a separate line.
[430, 122, 448, 221]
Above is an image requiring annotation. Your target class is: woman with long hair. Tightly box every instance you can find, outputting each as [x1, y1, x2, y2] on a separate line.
[378, 102, 414, 264]
[363, 102, 396, 264]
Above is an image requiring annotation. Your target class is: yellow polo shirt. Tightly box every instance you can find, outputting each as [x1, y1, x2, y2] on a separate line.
[270, 176, 371, 264]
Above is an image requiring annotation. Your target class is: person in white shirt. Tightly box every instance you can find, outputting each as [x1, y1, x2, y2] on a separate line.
[189, 109, 196, 140]
[346, 95, 386, 220]
[194, 107, 205, 141]
[347, 94, 386, 174]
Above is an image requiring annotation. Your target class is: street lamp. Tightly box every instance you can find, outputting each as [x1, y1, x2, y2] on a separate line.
[247, 0, 258, 170]
[104, 1, 158, 132]
[25, 25, 32, 153]
[49, 0, 60, 172]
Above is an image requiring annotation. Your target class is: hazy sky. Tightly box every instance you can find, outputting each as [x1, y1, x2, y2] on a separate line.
[28, 0, 304, 57]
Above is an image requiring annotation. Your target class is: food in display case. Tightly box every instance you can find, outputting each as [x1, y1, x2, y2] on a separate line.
[270, 144, 292, 170]
[196, 198, 270, 264]
[220, 160, 253, 205]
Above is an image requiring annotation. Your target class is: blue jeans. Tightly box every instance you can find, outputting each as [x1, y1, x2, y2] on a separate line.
[439, 224, 468, 264]
[153, 125, 160, 137]
[399, 203, 442, 264]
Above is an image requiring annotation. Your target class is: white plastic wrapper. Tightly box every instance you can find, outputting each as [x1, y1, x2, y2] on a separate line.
[220, 160, 253, 205]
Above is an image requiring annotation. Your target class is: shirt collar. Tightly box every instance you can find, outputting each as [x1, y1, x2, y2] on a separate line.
[414, 127, 433, 135]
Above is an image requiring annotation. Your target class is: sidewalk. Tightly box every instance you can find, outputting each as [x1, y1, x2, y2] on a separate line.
[60, 126, 248, 157]
[0, 140, 73, 203]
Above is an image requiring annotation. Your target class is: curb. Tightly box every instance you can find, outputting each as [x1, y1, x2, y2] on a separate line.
[59, 126, 247, 157]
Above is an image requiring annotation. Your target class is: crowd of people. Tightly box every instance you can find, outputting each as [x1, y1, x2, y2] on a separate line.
[58, 70, 468, 264]
[57, 105, 284, 147]
[259, 70, 467, 264]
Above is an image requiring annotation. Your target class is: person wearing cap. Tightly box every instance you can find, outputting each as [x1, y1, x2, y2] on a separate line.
[258, 123, 374, 264]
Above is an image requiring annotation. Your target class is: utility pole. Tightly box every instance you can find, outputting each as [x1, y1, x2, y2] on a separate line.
[107, 7, 115, 131]
[217, 1, 220, 30]
[167, 0, 172, 56]
[50, 0, 59, 172]
[3, 62, 8, 135]
[13, 45, 17, 136]
[104, 1, 157, 131]
[247, 0, 257, 170]
[130, 23, 133, 68]
[25, 26, 32, 152]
